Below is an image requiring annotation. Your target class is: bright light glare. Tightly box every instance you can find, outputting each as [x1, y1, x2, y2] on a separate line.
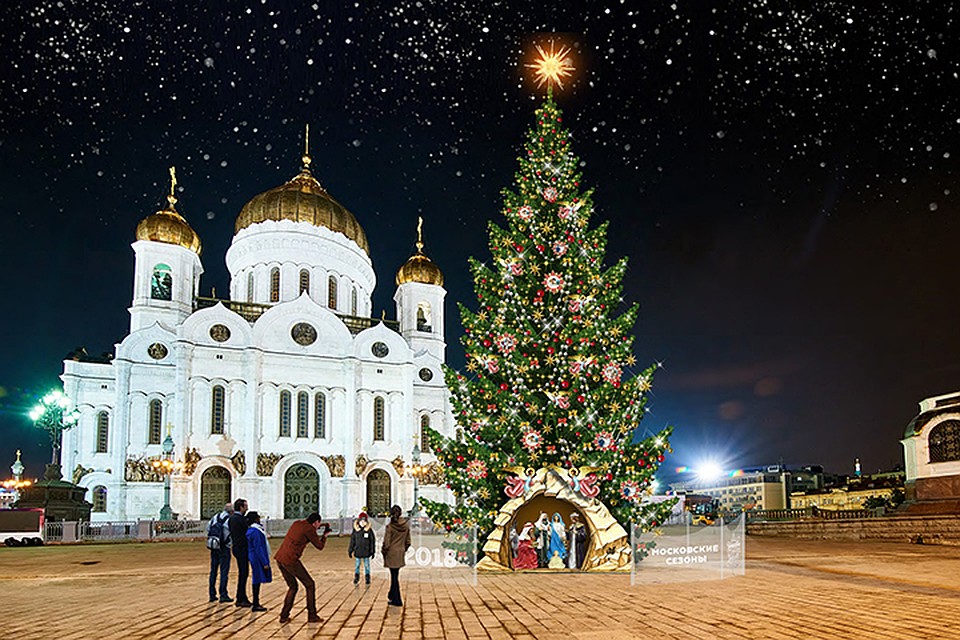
[697, 461, 724, 483]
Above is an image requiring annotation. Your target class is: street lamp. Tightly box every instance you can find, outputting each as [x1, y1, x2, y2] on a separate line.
[409, 437, 425, 520]
[29, 390, 81, 466]
[152, 427, 176, 521]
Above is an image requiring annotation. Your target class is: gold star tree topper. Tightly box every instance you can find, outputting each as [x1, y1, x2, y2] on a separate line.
[526, 41, 575, 90]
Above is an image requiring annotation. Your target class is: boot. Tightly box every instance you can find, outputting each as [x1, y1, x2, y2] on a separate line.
[365, 573, 370, 585]
[354, 573, 359, 585]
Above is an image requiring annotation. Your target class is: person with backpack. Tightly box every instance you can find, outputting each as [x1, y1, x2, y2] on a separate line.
[207, 502, 234, 603]
[348, 511, 375, 585]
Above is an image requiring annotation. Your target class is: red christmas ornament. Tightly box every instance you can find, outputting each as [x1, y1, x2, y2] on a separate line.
[499, 383, 509, 391]
[560, 380, 569, 389]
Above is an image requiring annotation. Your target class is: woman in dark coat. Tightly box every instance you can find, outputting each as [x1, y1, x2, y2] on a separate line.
[245, 511, 272, 612]
[380, 504, 411, 606]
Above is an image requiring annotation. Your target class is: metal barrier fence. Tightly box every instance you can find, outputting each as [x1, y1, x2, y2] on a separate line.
[153, 520, 207, 539]
[745, 506, 886, 523]
[43, 521, 64, 542]
[80, 521, 138, 542]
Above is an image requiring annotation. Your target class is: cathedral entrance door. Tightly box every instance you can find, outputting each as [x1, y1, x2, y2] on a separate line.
[284, 464, 320, 519]
[366, 469, 391, 517]
[200, 466, 232, 519]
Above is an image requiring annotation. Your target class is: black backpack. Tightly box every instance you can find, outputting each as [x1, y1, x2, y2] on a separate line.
[207, 514, 228, 550]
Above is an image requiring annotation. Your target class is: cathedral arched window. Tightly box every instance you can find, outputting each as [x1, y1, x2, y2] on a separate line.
[315, 392, 327, 439]
[351, 288, 358, 316]
[420, 414, 431, 453]
[211, 385, 225, 435]
[270, 267, 281, 303]
[247, 272, 254, 303]
[929, 420, 960, 463]
[148, 399, 162, 445]
[373, 396, 385, 441]
[92, 486, 107, 513]
[328, 275, 338, 309]
[151, 264, 173, 301]
[299, 269, 310, 296]
[95, 411, 109, 453]
[279, 390, 291, 437]
[296, 391, 309, 438]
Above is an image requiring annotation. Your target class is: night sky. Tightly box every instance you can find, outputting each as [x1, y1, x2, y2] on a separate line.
[1, 1, 957, 483]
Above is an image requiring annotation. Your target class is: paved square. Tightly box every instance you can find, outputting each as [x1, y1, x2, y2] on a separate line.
[2, 535, 960, 639]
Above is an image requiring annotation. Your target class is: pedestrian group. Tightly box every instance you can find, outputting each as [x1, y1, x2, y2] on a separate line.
[206, 500, 410, 624]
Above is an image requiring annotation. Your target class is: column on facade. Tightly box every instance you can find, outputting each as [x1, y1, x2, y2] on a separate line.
[114, 361, 133, 519]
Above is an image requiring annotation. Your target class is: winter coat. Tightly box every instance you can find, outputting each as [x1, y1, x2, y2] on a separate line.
[246, 523, 272, 585]
[348, 520, 376, 558]
[381, 518, 411, 569]
[228, 512, 249, 553]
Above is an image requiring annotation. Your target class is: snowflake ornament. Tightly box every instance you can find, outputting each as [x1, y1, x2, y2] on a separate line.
[543, 272, 564, 293]
[466, 459, 488, 480]
[602, 362, 622, 385]
[594, 431, 616, 451]
[522, 429, 543, 452]
[620, 480, 640, 501]
[542, 187, 558, 203]
[496, 333, 517, 355]
[517, 205, 535, 220]
[552, 241, 568, 256]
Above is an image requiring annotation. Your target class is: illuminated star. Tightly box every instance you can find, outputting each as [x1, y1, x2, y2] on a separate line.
[526, 42, 575, 89]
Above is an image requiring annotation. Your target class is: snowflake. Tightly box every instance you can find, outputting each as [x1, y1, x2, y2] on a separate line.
[517, 205, 535, 220]
[542, 187, 558, 203]
[522, 430, 543, 452]
[466, 459, 488, 480]
[602, 362, 622, 385]
[496, 333, 517, 355]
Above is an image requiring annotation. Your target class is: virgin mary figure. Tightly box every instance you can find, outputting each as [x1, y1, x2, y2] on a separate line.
[548, 512, 567, 564]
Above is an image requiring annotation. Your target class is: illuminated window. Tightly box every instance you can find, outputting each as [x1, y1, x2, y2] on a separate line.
[270, 267, 280, 302]
[279, 390, 291, 437]
[247, 272, 254, 303]
[351, 288, 358, 315]
[95, 411, 109, 453]
[296, 391, 309, 438]
[151, 264, 172, 300]
[148, 399, 162, 444]
[299, 269, 310, 296]
[211, 385, 225, 435]
[373, 396, 385, 441]
[92, 486, 107, 512]
[417, 302, 432, 332]
[315, 392, 326, 439]
[929, 420, 960, 463]
[328, 275, 338, 309]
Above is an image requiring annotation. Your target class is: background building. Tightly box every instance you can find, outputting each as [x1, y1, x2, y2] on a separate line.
[902, 391, 960, 506]
[60, 152, 454, 522]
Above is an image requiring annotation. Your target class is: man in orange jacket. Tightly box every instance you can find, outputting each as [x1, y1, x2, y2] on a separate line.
[274, 512, 330, 624]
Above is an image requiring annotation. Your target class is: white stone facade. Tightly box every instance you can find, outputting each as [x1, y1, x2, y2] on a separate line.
[61, 189, 452, 522]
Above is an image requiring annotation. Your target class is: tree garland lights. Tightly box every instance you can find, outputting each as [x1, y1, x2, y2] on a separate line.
[422, 94, 675, 540]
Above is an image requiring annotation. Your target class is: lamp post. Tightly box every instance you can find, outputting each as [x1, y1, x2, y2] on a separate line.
[409, 437, 424, 520]
[152, 427, 176, 521]
[29, 390, 80, 468]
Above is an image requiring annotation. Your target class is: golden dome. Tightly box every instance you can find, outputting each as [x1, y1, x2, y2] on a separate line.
[234, 166, 369, 254]
[135, 167, 202, 254]
[396, 217, 443, 286]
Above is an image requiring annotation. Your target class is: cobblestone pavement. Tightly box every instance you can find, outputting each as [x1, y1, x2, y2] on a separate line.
[2, 535, 960, 639]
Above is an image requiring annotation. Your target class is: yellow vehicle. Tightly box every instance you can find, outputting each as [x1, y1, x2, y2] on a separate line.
[684, 494, 720, 526]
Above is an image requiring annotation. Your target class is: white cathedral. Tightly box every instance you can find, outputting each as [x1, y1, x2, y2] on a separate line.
[60, 146, 454, 522]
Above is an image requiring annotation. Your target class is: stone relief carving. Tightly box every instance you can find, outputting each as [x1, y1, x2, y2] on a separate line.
[257, 452, 283, 476]
[392, 456, 406, 476]
[355, 455, 368, 476]
[181, 447, 201, 476]
[125, 456, 163, 482]
[321, 455, 346, 478]
[231, 450, 246, 476]
[72, 464, 94, 485]
[420, 462, 446, 486]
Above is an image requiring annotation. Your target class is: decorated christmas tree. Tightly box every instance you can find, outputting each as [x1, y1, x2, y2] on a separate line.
[422, 51, 675, 556]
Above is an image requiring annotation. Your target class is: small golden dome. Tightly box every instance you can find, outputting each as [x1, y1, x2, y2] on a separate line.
[135, 167, 202, 254]
[396, 217, 443, 286]
[234, 169, 369, 254]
